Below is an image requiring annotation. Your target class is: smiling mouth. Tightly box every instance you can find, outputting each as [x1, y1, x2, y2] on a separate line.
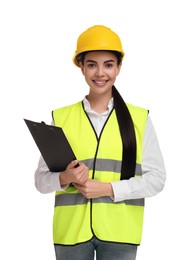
[93, 80, 108, 86]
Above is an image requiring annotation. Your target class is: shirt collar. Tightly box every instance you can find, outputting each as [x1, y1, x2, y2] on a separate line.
[83, 97, 114, 115]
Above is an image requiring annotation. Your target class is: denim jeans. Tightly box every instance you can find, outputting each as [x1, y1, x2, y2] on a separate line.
[54, 237, 137, 260]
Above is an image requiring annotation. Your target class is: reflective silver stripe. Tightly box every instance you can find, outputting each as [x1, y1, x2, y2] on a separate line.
[135, 164, 142, 175]
[80, 159, 94, 169]
[55, 193, 88, 206]
[55, 194, 144, 207]
[95, 159, 122, 173]
[93, 197, 144, 206]
[80, 158, 142, 175]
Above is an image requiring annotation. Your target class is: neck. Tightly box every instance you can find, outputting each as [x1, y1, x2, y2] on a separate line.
[86, 93, 112, 114]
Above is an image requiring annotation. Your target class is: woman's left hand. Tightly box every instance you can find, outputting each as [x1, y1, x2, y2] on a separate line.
[74, 179, 114, 199]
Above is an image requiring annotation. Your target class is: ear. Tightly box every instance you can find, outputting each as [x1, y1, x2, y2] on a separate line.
[116, 63, 122, 76]
[79, 63, 85, 75]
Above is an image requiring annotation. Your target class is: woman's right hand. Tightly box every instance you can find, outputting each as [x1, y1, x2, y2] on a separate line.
[59, 160, 89, 187]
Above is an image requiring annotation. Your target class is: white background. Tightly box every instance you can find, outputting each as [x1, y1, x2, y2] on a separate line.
[0, 0, 196, 259]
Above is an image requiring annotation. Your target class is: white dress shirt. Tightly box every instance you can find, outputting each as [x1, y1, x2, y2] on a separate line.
[34, 98, 166, 202]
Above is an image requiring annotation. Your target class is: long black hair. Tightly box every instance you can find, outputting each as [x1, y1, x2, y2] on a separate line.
[112, 86, 136, 180]
[77, 51, 136, 180]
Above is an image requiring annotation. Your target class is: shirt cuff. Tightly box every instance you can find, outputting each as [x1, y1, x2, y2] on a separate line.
[49, 172, 66, 191]
[110, 180, 128, 202]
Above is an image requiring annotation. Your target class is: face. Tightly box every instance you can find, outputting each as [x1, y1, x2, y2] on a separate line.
[80, 51, 121, 98]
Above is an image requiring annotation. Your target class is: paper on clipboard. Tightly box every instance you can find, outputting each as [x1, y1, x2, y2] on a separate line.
[24, 119, 77, 172]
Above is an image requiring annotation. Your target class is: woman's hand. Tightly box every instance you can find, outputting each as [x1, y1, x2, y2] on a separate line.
[59, 160, 89, 187]
[74, 179, 114, 199]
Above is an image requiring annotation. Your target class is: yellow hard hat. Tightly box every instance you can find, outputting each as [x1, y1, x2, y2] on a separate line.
[73, 25, 125, 67]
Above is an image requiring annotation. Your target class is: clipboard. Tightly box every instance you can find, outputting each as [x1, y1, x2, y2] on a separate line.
[24, 119, 77, 172]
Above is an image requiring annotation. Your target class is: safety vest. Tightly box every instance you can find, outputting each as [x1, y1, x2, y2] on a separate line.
[52, 101, 148, 246]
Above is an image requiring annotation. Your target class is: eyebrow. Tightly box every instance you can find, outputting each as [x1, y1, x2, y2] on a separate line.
[85, 59, 115, 64]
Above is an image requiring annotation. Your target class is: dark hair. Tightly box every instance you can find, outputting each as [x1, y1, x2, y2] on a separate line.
[112, 86, 136, 180]
[78, 50, 136, 180]
[76, 50, 123, 65]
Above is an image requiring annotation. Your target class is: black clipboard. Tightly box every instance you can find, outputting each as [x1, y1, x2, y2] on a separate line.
[24, 119, 77, 172]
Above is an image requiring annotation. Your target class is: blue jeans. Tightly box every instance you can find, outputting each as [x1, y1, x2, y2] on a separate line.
[54, 237, 137, 260]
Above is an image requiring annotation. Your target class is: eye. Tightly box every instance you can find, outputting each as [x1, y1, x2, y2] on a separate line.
[87, 63, 96, 68]
[105, 63, 113, 68]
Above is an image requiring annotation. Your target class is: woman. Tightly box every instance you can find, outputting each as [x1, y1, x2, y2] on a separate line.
[35, 25, 166, 260]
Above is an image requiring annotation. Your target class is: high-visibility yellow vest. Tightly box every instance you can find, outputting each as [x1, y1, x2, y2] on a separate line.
[52, 101, 148, 245]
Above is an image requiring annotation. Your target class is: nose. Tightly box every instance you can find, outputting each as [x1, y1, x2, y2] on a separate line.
[95, 66, 104, 77]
